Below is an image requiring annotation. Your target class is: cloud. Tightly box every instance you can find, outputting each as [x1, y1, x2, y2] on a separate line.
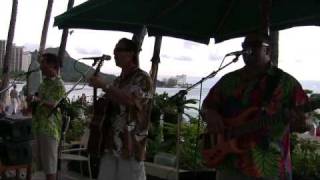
[174, 56, 192, 61]
[75, 47, 102, 55]
[161, 54, 170, 59]
[208, 53, 222, 61]
[161, 54, 192, 61]
[294, 59, 303, 63]
[183, 41, 199, 50]
[23, 43, 39, 51]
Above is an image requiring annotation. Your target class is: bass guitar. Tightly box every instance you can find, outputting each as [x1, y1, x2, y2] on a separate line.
[202, 99, 320, 168]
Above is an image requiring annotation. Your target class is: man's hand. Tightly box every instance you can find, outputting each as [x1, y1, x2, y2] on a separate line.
[26, 95, 40, 103]
[88, 74, 108, 89]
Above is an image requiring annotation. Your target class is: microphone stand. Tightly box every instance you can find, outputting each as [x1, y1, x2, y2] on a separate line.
[0, 70, 39, 95]
[55, 57, 105, 180]
[53, 67, 91, 180]
[171, 54, 241, 180]
[48, 67, 91, 118]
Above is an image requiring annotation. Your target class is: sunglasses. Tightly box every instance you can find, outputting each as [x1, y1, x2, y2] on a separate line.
[114, 47, 131, 52]
[242, 41, 269, 49]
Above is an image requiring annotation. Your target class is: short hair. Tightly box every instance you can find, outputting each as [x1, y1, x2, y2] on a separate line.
[118, 38, 140, 53]
[243, 33, 270, 47]
[118, 38, 140, 66]
[41, 53, 61, 69]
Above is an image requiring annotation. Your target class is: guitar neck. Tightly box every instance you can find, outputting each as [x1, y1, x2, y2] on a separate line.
[226, 100, 320, 139]
[227, 113, 279, 138]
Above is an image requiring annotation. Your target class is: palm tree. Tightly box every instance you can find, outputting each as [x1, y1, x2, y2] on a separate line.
[58, 0, 74, 64]
[27, 0, 54, 95]
[0, 0, 18, 101]
[39, 0, 54, 57]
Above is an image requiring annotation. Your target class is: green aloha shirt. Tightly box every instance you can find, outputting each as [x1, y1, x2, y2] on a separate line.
[32, 76, 66, 141]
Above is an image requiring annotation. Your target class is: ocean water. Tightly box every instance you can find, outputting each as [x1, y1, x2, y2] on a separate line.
[6, 80, 317, 118]
[9, 80, 320, 113]
[11, 80, 320, 102]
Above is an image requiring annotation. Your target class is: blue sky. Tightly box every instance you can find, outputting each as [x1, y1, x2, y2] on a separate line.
[1, 0, 320, 82]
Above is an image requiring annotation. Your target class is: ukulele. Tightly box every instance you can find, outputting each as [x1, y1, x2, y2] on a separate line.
[202, 99, 320, 168]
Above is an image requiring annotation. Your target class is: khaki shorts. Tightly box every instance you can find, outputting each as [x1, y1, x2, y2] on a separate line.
[32, 133, 58, 174]
[98, 153, 146, 180]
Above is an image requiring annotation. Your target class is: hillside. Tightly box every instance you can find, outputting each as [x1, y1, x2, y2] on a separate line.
[31, 48, 116, 83]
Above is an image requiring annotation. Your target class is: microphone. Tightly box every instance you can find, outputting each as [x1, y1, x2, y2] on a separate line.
[24, 68, 40, 75]
[81, 54, 112, 61]
[225, 49, 252, 57]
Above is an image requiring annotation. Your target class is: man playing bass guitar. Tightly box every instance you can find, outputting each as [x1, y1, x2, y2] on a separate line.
[201, 33, 310, 180]
[89, 38, 153, 180]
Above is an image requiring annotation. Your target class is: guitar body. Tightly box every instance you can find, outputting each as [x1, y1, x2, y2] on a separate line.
[202, 99, 320, 168]
[202, 107, 259, 168]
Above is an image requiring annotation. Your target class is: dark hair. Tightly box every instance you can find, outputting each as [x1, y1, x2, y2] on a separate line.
[243, 33, 270, 46]
[41, 53, 61, 69]
[118, 38, 140, 66]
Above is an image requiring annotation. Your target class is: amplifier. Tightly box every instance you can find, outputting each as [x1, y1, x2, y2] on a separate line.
[0, 141, 32, 165]
[0, 115, 33, 142]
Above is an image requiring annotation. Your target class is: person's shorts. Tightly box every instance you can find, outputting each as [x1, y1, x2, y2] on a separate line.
[32, 133, 58, 174]
[98, 152, 146, 180]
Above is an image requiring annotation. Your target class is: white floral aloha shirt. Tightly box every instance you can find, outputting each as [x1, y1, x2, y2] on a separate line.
[104, 68, 153, 161]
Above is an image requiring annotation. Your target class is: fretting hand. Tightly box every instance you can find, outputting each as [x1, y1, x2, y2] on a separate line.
[89, 74, 109, 89]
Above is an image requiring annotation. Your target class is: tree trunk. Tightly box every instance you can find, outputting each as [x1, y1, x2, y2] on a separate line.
[270, 31, 279, 66]
[58, 0, 74, 66]
[27, 0, 54, 95]
[0, 0, 18, 101]
[38, 0, 54, 58]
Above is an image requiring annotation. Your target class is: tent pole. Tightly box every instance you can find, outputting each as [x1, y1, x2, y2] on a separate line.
[261, 0, 272, 36]
[150, 36, 162, 93]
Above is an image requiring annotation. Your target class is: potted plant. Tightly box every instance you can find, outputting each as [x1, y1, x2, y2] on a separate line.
[147, 92, 215, 180]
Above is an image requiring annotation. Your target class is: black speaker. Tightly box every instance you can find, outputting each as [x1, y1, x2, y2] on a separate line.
[0, 116, 33, 142]
[0, 141, 32, 165]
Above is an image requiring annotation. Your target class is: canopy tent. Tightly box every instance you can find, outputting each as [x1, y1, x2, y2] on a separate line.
[54, 1, 320, 179]
[54, 0, 320, 44]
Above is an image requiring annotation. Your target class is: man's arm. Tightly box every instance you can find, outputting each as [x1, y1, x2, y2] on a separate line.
[201, 85, 225, 133]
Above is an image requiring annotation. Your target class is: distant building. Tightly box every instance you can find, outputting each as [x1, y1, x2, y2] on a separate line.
[22, 52, 32, 72]
[0, 40, 29, 72]
[175, 74, 187, 86]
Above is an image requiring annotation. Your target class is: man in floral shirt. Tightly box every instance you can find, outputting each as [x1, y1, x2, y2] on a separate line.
[89, 38, 153, 180]
[202, 33, 309, 180]
[31, 53, 65, 180]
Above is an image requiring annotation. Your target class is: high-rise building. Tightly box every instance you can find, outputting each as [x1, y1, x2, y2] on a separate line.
[0, 40, 29, 72]
[22, 52, 32, 72]
[176, 74, 187, 86]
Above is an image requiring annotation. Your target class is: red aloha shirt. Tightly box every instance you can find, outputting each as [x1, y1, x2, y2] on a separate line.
[202, 66, 308, 179]
[104, 68, 153, 161]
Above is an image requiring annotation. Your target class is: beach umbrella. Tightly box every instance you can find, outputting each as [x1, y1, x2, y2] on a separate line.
[54, 0, 320, 44]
